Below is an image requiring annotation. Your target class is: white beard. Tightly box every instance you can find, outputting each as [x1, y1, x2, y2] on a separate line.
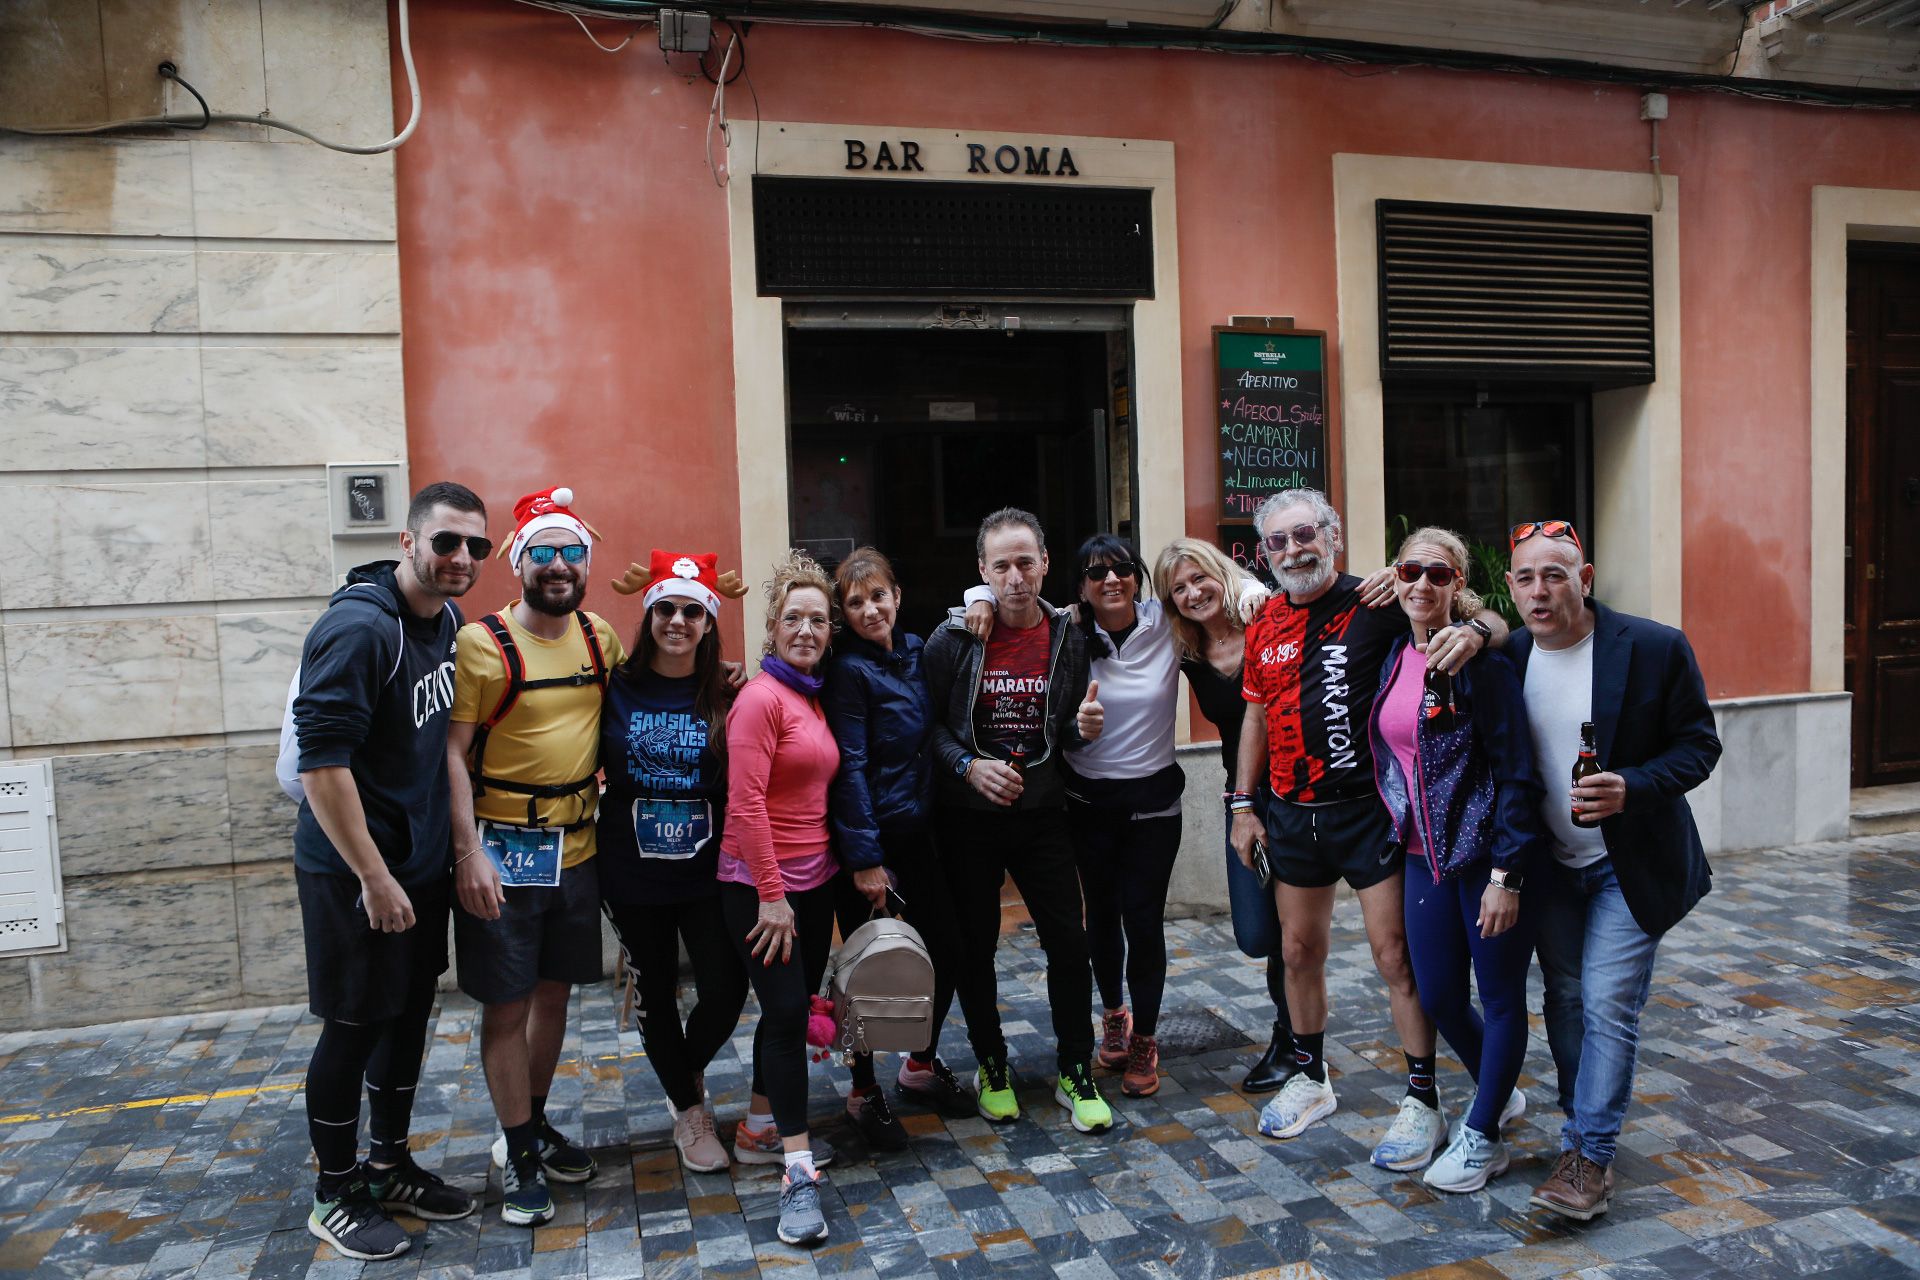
[1275, 555, 1335, 599]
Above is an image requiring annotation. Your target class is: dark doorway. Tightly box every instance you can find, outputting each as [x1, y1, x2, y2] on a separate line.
[1382, 383, 1593, 616]
[1846, 245, 1920, 787]
[786, 319, 1126, 639]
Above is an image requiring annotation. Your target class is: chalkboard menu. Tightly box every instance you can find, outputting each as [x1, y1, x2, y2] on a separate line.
[1215, 327, 1329, 521]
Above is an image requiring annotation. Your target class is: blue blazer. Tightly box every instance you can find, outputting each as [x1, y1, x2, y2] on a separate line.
[1507, 600, 1721, 937]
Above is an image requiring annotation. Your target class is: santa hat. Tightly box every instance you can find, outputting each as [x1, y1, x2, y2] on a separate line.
[503, 486, 601, 569]
[640, 550, 723, 617]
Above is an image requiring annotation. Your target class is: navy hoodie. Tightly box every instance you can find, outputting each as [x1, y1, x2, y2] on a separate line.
[292, 561, 463, 887]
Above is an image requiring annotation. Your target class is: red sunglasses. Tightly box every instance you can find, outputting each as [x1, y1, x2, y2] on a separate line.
[1393, 560, 1458, 587]
[1509, 519, 1583, 553]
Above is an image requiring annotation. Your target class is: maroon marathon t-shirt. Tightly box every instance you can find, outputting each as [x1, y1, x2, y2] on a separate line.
[1242, 574, 1407, 804]
[974, 620, 1050, 761]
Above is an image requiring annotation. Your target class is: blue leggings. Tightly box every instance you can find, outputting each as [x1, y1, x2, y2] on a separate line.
[1403, 854, 1534, 1137]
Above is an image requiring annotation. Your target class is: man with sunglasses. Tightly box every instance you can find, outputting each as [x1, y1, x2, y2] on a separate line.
[291, 481, 487, 1261]
[446, 486, 625, 1227]
[1504, 520, 1719, 1221]
[1230, 489, 1507, 1168]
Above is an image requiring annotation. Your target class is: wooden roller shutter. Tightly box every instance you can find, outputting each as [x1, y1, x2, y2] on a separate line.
[1377, 200, 1655, 387]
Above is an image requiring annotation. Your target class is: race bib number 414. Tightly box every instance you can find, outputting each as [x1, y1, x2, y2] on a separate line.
[480, 822, 562, 887]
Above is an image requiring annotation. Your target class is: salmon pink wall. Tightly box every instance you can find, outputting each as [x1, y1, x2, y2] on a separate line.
[393, 1, 1920, 694]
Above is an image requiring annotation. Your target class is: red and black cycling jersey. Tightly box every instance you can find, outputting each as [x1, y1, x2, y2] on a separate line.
[1242, 574, 1408, 804]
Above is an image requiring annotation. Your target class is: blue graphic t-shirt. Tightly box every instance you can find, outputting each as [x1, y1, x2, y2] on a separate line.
[597, 665, 727, 905]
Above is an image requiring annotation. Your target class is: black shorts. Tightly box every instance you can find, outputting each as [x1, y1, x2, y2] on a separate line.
[1264, 794, 1404, 891]
[454, 855, 604, 1005]
[297, 867, 450, 1023]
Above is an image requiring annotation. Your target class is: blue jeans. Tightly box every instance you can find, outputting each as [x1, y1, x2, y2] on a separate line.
[1534, 856, 1662, 1167]
[1222, 827, 1289, 1021]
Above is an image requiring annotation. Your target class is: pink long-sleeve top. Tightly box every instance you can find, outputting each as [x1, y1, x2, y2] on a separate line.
[717, 675, 841, 901]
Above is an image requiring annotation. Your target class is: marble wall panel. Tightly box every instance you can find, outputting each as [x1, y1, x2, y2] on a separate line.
[0, 139, 194, 237]
[216, 611, 318, 734]
[0, 1, 108, 127]
[227, 745, 295, 864]
[29, 872, 241, 1023]
[0, 628, 9, 752]
[1715, 703, 1798, 854]
[196, 250, 400, 334]
[207, 479, 332, 601]
[51, 748, 232, 876]
[1168, 744, 1228, 915]
[0, 483, 212, 610]
[99, 0, 268, 121]
[0, 244, 198, 333]
[201, 346, 404, 467]
[5, 615, 223, 747]
[261, 0, 393, 148]
[234, 864, 304, 1002]
[1795, 696, 1853, 845]
[191, 140, 395, 240]
[0, 960, 31, 1029]
[0, 347, 207, 471]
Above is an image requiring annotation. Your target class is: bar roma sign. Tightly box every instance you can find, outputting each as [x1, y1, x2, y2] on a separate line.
[844, 138, 1082, 177]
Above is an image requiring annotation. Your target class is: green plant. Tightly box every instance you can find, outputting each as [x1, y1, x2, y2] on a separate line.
[1466, 538, 1520, 629]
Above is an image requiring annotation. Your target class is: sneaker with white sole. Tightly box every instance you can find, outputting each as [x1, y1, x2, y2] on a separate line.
[671, 1101, 730, 1173]
[1449, 1087, 1528, 1146]
[1257, 1071, 1337, 1139]
[488, 1121, 596, 1184]
[731, 1119, 836, 1169]
[1371, 1095, 1447, 1171]
[1423, 1124, 1510, 1193]
[777, 1165, 829, 1245]
[307, 1178, 410, 1261]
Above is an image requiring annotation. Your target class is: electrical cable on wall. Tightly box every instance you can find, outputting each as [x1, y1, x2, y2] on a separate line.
[0, 0, 423, 153]
[706, 31, 738, 186]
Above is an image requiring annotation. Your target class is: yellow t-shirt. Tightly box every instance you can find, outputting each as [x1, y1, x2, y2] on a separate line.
[452, 605, 627, 868]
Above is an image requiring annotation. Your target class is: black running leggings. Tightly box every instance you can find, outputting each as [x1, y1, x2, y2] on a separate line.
[720, 880, 836, 1137]
[1071, 799, 1184, 1037]
[604, 894, 749, 1113]
[305, 973, 437, 1185]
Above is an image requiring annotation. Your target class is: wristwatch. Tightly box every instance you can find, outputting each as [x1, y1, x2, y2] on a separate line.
[956, 754, 976, 779]
[1464, 616, 1494, 643]
[1490, 867, 1523, 893]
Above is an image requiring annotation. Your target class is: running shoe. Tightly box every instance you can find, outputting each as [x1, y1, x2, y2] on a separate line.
[975, 1054, 1020, 1124]
[308, 1177, 410, 1261]
[777, 1164, 829, 1246]
[897, 1056, 975, 1118]
[1054, 1061, 1114, 1134]
[500, 1150, 554, 1227]
[1121, 1034, 1160, 1098]
[488, 1121, 596, 1184]
[1257, 1072, 1337, 1139]
[671, 1101, 730, 1174]
[731, 1120, 837, 1168]
[1423, 1124, 1510, 1193]
[847, 1086, 910, 1152]
[364, 1155, 475, 1220]
[1096, 1008, 1133, 1070]
[1371, 1095, 1447, 1171]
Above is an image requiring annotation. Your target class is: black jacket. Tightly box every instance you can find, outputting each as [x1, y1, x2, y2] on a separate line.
[292, 562, 463, 887]
[1508, 600, 1721, 937]
[922, 600, 1091, 812]
[823, 630, 935, 869]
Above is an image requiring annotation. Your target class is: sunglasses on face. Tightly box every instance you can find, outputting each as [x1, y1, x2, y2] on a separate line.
[651, 600, 708, 624]
[1261, 522, 1325, 555]
[524, 543, 588, 566]
[1509, 519, 1583, 553]
[1393, 560, 1458, 587]
[427, 531, 494, 558]
[1083, 562, 1138, 583]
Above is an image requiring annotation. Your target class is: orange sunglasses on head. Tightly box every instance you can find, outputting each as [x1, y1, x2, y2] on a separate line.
[1509, 519, 1583, 553]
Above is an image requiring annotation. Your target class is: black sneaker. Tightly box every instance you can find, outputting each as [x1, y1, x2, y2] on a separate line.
[489, 1121, 597, 1184]
[847, 1086, 911, 1152]
[308, 1177, 410, 1260]
[365, 1155, 476, 1221]
[501, 1151, 554, 1228]
[896, 1056, 976, 1119]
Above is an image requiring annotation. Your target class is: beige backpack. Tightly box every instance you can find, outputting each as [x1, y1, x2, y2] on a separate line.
[819, 914, 936, 1061]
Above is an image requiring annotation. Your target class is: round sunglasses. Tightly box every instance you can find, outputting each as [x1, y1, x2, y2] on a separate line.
[1393, 560, 1459, 586]
[524, 543, 588, 567]
[650, 600, 709, 623]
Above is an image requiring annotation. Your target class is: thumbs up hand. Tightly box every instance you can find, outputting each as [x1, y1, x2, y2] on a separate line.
[1076, 679, 1104, 742]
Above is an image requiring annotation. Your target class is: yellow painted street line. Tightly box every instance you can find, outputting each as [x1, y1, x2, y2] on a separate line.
[0, 1049, 648, 1126]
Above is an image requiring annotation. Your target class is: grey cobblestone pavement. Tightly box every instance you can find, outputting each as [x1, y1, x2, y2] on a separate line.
[4, 834, 1920, 1279]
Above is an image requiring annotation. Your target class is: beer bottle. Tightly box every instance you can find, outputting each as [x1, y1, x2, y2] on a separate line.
[1008, 738, 1028, 777]
[1571, 721, 1602, 828]
[1421, 627, 1456, 732]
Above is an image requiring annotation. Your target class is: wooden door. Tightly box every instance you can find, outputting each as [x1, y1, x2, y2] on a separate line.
[1846, 246, 1920, 786]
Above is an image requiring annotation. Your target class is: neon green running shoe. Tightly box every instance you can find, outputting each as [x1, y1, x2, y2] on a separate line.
[975, 1054, 1019, 1124]
[1054, 1061, 1113, 1134]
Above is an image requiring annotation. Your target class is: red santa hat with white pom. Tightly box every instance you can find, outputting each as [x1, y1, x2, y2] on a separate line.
[502, 485, 601, 569]
[639, 550, 723, 617]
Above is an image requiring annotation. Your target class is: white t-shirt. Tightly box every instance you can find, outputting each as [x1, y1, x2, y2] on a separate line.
[1070, 597, 1179, 782]
[1523, 629, 1609, 868]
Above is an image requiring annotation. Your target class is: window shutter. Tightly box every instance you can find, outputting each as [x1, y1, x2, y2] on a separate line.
[1377, 200, 1655, 387]
[0, 760, 65, 956]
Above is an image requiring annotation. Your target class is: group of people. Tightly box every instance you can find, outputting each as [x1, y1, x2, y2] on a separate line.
[287, 478, 1720, 1263]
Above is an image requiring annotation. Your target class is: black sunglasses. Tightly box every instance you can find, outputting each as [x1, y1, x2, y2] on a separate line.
[650, 600, 709, 623]
[1393, 560, 1458, 587]
[1083, 562, 1139, 583]
[427, 531, 493, 558]
[525, 544, 588, 566]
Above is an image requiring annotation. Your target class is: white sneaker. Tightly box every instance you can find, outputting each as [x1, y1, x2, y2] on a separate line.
[1257, 1072, 1337, 1139]
[1423, 1123, 1510, 1193]
[1500, 1087, 1526, 1128]
[1370, 1095, 1447, 1171]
